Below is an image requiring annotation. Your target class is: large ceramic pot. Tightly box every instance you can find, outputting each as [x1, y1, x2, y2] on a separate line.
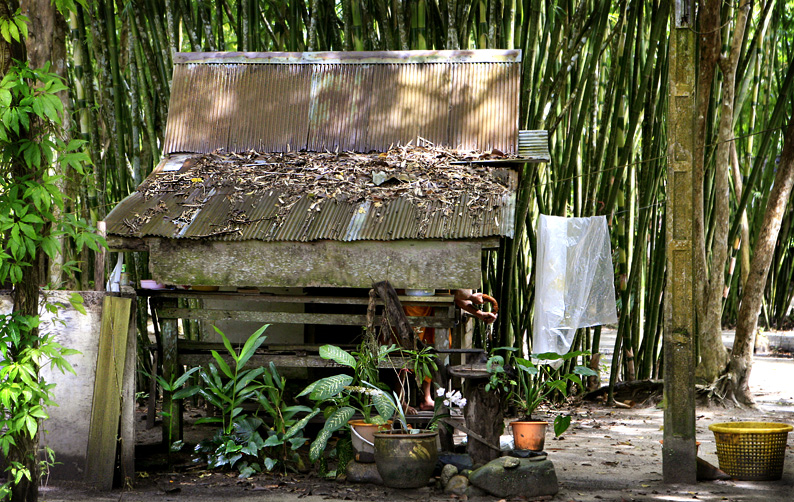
[373, 430, 439, 488]
[349, 419, 391, 463]
[510, 420, 548, 451]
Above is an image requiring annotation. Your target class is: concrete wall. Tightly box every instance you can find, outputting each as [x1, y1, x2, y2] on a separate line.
[0, 291, 128, 481]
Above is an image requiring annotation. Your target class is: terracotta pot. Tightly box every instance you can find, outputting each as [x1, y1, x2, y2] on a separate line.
[511, 420, 548, 451]
[349, 419, 391, 463]
[373, 430, 439, 488]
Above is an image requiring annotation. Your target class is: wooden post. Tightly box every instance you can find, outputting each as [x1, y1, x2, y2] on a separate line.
[664, 0, 697, 484]
[372, 280, 424, 350]
[95, 221, 106, 291]
[159, 298, 182, 447]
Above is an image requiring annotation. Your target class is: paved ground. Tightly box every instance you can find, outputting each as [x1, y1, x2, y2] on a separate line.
[38, 334, 794, 502]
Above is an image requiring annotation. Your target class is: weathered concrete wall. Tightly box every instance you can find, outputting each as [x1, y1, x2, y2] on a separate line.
[0, 291, 127, 481]
[147, 238, 487, 289]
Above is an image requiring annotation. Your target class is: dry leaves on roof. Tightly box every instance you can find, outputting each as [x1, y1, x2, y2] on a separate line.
[137, 143, 517, 238]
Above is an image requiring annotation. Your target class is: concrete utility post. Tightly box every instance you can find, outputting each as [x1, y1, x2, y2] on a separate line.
[663, 0, 697, 484]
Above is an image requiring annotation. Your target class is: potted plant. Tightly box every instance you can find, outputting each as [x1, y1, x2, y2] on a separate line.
[359, 381, 441, 488]
[299, 341, 403, 462]
[489, 349, 597, 451]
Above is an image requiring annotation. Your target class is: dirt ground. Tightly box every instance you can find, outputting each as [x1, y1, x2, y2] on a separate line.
[38, 352, 794, 502]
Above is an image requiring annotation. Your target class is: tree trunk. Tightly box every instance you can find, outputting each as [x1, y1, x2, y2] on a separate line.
[727, 115, 794, 405]
[695, 0, 750, 383]
[22, 0, 69, 288]
[692, 0, 723, 381]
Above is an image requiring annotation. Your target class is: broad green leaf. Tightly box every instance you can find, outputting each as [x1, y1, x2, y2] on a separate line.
[263, 434, 282, 448]
[308, 374, 353, 401]
[268, 362, 282, 390]
[319, 344, 356, 368]
[194, 416, 223, 426]
[234, 367, 266, 394]
[371, 391, 396, 420]
[283, 408, 320, 439]
[14, 15, 27, 40]
[22, 142, 41, 169]
[297, 379, 319, 397]
[309, 428, 332, 462]
[24, 415, 37, 438]
[325, 406, 355, 432]
[573, 365, 598, 377]
[288, 437, 305, 450]
[171, 387, 198, 400]
[263, 457, 277, 471]
[7, 21, 18, 42]
[532, 352, 563, 361]
[554, 415, 572, 437]
[28, 406, 48, 420]
[0, 88, 10, 107]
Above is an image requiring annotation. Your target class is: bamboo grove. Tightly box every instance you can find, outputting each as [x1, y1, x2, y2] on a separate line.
[47, 0, 794, 389]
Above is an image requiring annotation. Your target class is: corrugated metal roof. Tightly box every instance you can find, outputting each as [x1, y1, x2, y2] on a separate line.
[105, 151, 518, 243]
[163, 50, 521, 155]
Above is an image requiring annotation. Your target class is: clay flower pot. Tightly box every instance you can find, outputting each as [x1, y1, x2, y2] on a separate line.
[510, 420, 548, 451]
[373, 430, 439, 488]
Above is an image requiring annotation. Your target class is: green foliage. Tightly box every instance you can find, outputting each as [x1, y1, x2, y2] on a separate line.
[0, 310, 80, 497]
[495, 350, 598, 437]
[194, 325, 269, 435]
[0, 60, 102, 286]
[0, 13, 101, 492]
[298, 341, 405, 462]
[0, 9, 28, 45]
[192, 326, 315, 476]
[152, 366, 200, 450]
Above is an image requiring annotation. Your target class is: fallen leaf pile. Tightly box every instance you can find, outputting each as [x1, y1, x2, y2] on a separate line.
[133, 142, 519, 237]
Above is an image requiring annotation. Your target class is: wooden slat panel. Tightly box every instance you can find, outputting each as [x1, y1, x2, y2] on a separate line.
[85, 296, 132, 490]
[179, 353, 413, 370]
[156, 308, 456, 328]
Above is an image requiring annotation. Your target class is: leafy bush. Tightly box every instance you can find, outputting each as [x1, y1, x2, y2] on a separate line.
[192, 325, 317, 477]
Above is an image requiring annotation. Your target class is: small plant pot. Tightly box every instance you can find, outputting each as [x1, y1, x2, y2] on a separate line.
[373, 430, 439, 488]
[511, 420, 548, 451]
[349, 419, 391, 463]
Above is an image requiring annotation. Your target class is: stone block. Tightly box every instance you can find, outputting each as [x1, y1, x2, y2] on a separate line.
[444, 474, 469, 496]
[345, 460, 383, 485]
[468, 456, 558, 498]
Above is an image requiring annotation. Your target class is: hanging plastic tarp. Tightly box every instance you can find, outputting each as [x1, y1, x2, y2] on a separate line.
[533, 215, 618, 357]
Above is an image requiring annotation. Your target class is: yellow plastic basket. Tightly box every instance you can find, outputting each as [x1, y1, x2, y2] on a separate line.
[709, 422, 793, 481]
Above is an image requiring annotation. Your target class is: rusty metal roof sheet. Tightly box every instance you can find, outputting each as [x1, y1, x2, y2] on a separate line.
[163, 50, 521, 155]
[105, 149, 518, 243]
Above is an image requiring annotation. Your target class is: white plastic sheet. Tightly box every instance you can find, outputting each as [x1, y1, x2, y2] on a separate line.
[106, 254, 123, 292]
[533, 215, 618, 357]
